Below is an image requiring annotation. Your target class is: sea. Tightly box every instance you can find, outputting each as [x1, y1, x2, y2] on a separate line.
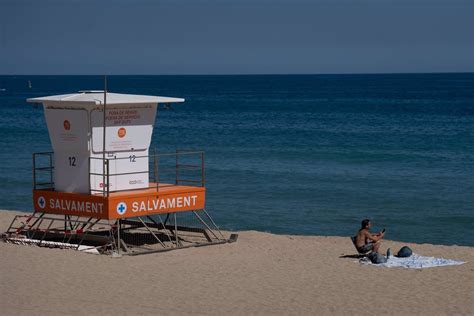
[0, 74, 473, 246]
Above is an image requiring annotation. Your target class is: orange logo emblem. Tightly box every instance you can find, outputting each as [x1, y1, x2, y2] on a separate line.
[118, 127, 126, 138]
[63, 120, 71, 130]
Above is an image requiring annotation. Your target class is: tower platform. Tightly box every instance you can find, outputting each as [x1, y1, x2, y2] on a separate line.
[33, 183, 206, 220]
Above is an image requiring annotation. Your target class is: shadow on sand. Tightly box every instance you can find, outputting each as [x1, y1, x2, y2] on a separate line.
[339, 254, 366, 259]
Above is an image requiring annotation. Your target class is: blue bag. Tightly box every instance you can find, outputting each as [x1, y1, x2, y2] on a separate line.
[368, 252, 387, 264]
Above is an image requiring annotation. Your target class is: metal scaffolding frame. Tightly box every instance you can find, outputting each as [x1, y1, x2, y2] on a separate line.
[2, 209, 234, 256]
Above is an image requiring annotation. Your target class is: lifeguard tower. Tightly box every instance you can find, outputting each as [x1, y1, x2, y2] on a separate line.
[3, 88, 234, 255]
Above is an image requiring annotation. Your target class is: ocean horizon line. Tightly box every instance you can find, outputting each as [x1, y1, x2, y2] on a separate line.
[1, 71, 473, 77]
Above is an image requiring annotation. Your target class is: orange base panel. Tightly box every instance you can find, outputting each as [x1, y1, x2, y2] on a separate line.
[33, 183, 206, 220]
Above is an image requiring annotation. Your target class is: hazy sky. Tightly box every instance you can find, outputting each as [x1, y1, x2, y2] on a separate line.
[1, 0, 473, 74]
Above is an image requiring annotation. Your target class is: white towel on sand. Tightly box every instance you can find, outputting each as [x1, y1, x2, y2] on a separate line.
[361, 253, 465, 269]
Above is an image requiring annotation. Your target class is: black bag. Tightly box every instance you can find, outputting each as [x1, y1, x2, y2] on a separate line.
[397, 246, 413, 258]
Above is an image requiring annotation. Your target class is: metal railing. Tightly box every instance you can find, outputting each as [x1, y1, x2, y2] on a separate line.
[88, 150, 204, 196]
[33, 152, 54, 190]
[32, 150, 205, 197]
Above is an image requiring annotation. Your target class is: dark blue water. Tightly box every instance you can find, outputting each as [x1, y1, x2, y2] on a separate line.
[1, 74, 473, 246]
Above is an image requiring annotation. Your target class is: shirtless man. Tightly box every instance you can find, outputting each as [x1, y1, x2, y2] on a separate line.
[355, 219, 384, 254]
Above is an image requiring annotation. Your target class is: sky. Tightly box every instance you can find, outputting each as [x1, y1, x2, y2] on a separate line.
[0, 0, 473, 74]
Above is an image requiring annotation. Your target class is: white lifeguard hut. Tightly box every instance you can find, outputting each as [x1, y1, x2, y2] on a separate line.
[33, 90, 183, 194]
[2, 88, 235, 255]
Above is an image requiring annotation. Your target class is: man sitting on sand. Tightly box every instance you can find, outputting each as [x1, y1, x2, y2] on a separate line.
[355, 219, 384, 254]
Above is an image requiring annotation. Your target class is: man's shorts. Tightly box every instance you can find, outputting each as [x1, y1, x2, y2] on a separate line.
[357, 242, 374, 253]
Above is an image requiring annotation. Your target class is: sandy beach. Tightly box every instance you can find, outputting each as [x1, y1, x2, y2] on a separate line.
[0, 210, 473, 315]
